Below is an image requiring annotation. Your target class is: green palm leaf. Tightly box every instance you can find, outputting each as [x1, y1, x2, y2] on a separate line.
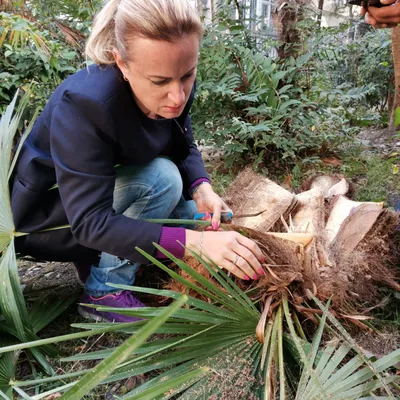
[0, 350, 17, 398]
[59, 295, 189, 399]
[2, 246, 400, 399]
[0, 92, 78, 380]
[0, 13, 50, 60]
[286, 295, 400, 400]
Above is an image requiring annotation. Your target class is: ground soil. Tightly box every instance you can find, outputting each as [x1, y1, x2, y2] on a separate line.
[356, 126, 400, 156]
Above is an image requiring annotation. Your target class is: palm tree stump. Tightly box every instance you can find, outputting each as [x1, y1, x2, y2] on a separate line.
[167, 168, 400, 329]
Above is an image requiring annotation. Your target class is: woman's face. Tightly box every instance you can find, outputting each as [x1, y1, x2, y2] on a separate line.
[114, 34, 199, 119]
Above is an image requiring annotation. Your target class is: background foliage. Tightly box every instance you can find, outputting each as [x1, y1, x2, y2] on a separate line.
[190, 11, 394, 169]
[0, 2, 395, 167]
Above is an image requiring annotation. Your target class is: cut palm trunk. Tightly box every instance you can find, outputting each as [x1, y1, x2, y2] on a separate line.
[224, 168, 298, 232]
[170, 171, 399, 321]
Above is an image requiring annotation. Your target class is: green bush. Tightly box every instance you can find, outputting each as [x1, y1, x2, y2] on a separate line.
[303, 22, 393, 124]
[192, 20, 355, 169]
[0, 13, 82, 116]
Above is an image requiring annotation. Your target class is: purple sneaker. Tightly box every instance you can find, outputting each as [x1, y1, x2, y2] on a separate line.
[78, 290, 145, 323]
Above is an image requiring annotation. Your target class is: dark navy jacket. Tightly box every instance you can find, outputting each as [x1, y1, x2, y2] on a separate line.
[11, 64, 208, 263]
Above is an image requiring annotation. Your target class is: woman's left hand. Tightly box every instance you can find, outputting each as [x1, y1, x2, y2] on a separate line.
[193, 183, 232, 230]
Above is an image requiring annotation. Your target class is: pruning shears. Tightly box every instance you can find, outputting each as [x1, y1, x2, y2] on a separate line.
[194, 211, 234, 223]
[193, 209, 268, 223]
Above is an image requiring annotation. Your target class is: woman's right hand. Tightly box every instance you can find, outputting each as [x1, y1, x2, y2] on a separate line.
[361, 1, 400, 28]
[185, 230, 265, 280]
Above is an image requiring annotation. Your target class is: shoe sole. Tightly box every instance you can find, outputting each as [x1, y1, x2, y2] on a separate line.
[77, 306, 111, 322]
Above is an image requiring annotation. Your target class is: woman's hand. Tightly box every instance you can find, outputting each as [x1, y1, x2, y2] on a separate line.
[185, 230, 265, 280]
[192, 183, 231, 230]
[361, 1, 400, 28]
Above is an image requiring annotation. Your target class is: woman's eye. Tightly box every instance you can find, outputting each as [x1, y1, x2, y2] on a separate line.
[152, 80, 168, 86]
[181, 73, 193, 81]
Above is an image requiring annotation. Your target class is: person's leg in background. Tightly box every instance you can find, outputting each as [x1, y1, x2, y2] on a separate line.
[78, 157, 197, 322]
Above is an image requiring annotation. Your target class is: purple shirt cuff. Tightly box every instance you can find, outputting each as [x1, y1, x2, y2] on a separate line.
[189, 178, 211, 198]
[155, 227, 186, 259]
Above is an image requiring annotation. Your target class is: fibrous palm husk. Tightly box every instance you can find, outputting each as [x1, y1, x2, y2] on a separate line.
[167, 172, 400, 318]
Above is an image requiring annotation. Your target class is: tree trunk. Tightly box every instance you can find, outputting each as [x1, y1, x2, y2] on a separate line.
[197, 0, 204, 19]
[317, 0, 324, 27]
[273, 0, 311, 59]
[173, 169, 400, 314]
[0, 0, 13, 11]
[390, 26, 400, 128]
[348, 6, 355, 41]
[210, 0, 216, 20]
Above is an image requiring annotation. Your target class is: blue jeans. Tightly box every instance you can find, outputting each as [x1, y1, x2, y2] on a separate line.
[84, 157, 198, 296]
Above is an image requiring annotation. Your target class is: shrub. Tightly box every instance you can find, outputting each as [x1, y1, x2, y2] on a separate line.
[192, 20, 355, 169]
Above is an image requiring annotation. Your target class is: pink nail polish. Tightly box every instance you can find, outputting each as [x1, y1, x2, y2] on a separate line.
[258, 268, 265, 275]
[244, 275, 250, 281]
[212, 222, 218, 230]
[253, 273, 258, 280]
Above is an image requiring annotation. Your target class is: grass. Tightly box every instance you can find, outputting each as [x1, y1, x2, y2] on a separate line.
[339, 147, 399, 205]
[205, 164, 236, 198]
[207, 143, 399, 207]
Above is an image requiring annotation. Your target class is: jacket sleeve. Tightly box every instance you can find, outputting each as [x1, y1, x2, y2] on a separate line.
[176, 116, 210, 200]
[50, 91, 162, 264]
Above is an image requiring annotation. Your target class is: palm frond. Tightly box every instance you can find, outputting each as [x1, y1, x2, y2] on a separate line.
[288, 294, 400, 400]
[29, 295, 78, 334]
[0, 349, 17, 398]
[3, 248, 400, 399]
[0, 13, 50, 60]
[0, 93, 67, 377]
[59, 295, 190, 399]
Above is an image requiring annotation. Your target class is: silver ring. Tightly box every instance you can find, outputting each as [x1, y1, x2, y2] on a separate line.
[234, 254, 239, 265]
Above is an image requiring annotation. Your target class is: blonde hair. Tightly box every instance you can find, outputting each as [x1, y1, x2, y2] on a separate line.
[86, 0, 203, 65]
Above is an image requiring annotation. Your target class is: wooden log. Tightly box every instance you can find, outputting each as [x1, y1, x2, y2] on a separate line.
[309, 176, 349, 198]
[293, 176, 349, 234]
[325, 196, 384, 252]
[225, 168, 297, 232]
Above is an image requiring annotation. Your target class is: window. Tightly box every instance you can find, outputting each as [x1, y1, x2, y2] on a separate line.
[262, 2, 270, 16]
[261, 0, 273, 28]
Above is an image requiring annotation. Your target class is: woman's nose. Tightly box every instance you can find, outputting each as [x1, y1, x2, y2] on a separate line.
[168, 83, 185, 106]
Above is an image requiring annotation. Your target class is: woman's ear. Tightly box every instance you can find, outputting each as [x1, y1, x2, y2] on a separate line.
[113, 50, 127, 77]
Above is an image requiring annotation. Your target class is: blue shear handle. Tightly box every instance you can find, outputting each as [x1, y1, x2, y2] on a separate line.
[193, 211, 233, 222]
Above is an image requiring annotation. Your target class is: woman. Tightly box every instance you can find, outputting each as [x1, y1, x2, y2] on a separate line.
[11, 0, 265, 322]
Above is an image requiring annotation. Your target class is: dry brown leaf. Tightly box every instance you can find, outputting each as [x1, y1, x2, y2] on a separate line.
[44, 394, 61, 400]
[256, 296, 273, 343]
[282, 174, 293, 190]
[322, 157, 342, 166]
[340, 314, 374, 321]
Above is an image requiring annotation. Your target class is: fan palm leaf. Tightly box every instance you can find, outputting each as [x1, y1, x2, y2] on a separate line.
[283, 296, 400, 400]
[0, 340, 18, 398]
[3, 244, 399, 398]
[0, 92, 74, 380]
[0, 13, 50, 60]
